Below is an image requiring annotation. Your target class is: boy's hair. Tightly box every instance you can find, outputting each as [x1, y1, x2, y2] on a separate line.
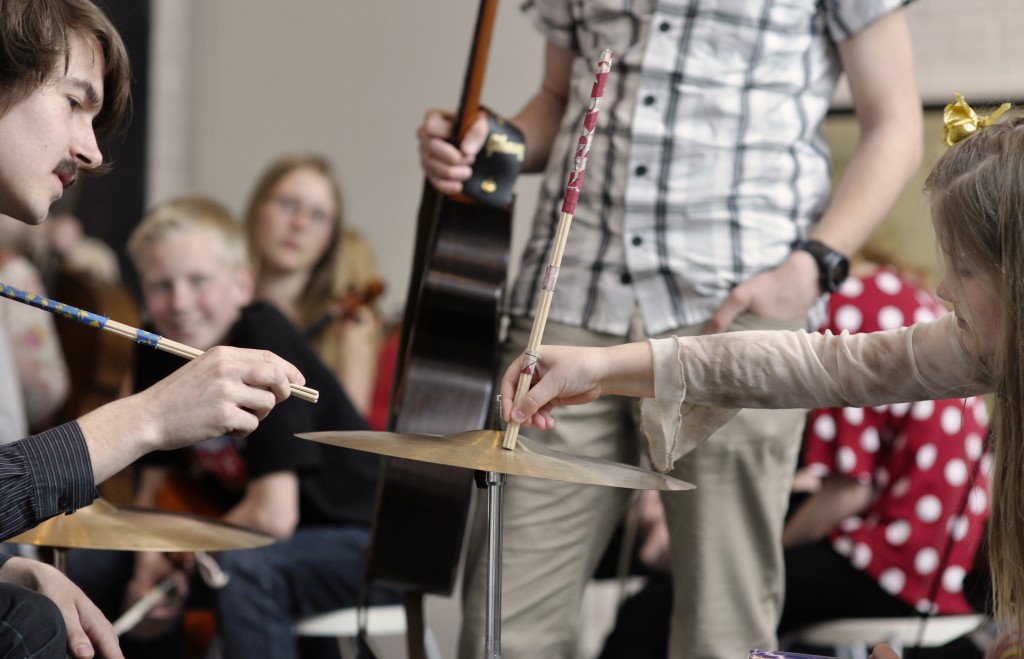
[926, 114, 1024, 638]
[128, 196, 249, 273]
[243, 154, 344, 327]
[0, 0, 131, 140]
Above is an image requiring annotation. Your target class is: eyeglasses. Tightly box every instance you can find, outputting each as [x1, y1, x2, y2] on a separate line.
[266, 196, 334, 226]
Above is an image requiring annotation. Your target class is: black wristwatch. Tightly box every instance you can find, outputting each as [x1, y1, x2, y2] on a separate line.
[794, 239, 849, 293]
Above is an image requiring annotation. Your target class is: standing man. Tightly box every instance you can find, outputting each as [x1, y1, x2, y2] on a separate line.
[0, 2, 304, 657]
[418, 1, 923, 657]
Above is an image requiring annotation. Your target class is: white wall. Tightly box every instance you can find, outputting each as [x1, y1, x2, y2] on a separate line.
[148, 0, 545, 321]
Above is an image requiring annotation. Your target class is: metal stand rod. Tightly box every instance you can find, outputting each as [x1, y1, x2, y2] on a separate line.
[484, 470, 506, 659]
[53, 547, 67, 574]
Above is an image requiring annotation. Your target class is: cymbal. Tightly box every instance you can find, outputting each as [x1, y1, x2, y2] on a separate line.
[8, 499, 275, 552]
[297, 429, 694, 491]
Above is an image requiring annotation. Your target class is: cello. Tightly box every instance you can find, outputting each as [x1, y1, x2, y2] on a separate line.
[360, 1, 518, 656]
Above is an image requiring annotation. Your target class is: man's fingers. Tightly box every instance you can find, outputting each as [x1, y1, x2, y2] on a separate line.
[459, 112, 492, 157]
[60, 596, 123, 659]
[704, 289, 749, 334]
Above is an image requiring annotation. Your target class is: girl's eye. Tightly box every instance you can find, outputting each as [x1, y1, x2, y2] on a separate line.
[67, 97, 81, 109]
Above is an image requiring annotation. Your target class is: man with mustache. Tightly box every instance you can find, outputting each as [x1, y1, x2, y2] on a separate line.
[0, 2, 305, 657]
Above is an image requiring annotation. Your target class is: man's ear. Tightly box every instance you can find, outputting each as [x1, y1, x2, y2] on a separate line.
[235, 264, 255, 305]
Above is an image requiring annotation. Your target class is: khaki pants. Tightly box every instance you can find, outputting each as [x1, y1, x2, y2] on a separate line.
[458, 314, 806, 659]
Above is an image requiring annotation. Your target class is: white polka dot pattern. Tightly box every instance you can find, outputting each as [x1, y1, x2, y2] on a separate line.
[802, 268, 991, 615]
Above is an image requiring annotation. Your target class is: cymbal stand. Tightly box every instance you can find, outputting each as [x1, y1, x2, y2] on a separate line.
[482, 469, 506, 659]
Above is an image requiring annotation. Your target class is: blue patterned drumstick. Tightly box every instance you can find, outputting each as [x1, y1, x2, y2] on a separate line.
[0, 282, 318, 403]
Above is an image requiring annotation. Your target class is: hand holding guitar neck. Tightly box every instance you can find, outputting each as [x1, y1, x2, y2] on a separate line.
[503, 48, 613, 451]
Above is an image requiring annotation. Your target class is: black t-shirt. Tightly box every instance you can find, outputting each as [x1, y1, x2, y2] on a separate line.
[133, 303, 381, 528]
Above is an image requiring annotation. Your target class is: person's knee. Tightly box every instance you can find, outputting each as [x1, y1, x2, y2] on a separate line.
[0, 583, 67, 658]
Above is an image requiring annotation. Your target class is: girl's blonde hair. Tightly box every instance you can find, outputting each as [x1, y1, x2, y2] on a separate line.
[925, 114, 1024, 637]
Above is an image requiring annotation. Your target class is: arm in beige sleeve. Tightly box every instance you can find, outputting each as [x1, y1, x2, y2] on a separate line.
[642, 314, 989, 472]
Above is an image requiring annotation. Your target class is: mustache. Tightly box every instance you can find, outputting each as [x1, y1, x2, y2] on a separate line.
[55, 159, 79, 185]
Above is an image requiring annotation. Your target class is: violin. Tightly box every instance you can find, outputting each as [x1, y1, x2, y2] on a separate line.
[304, 279, 385, 341]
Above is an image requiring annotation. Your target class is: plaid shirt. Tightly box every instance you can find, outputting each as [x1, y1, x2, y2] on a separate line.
[509, 0, 910, 336]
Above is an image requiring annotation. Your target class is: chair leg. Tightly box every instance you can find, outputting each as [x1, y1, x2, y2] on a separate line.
[404, 591, 428, 659]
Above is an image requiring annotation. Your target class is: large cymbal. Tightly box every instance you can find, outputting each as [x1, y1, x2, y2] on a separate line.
[8, 499, 274, 552]
[297, 429, 694, 491]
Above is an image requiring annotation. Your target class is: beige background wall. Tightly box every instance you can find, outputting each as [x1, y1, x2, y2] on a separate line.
[143, 3, 1024, 655]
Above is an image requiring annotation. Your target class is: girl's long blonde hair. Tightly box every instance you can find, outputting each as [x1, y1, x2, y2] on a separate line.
[926, 115, 1024, 638]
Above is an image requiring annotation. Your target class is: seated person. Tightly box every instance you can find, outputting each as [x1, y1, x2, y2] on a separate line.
[68, 196, 392, 659]
[780, 263, 991, 657]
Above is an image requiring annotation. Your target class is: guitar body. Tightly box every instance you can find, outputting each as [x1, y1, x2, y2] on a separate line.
[357, 4, 515, 656]
[368, 182, 511, 595]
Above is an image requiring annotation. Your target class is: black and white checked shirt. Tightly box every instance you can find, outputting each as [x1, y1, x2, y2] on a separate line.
[509, 0, 910, 336]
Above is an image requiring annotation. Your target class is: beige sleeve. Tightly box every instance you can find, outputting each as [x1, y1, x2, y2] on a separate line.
[640, 313, 989, 473]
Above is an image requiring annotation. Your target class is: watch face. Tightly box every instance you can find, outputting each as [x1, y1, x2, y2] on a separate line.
[827, 253, 849, 291]
[798, 240, 848, 292]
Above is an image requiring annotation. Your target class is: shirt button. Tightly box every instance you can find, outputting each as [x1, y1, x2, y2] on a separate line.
[621, 272, 633, 285]
[659, 21, 671, 32]
[58, 495, 69, 510]
[635, 165, 648, 176]
[643, 95, 656, 106]
[631, 235, 643, 246]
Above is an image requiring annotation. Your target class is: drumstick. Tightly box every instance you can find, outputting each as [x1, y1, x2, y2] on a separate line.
[0, 282, 318, 403]
[110, 550, 229, 636]
[111, 575, 177, 636]
[503, 48, 613, 450]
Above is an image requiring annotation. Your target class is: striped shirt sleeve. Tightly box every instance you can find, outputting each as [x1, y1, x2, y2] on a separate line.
[0, 422, 97, 541]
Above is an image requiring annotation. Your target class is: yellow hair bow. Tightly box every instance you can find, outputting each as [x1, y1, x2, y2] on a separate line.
[942, 92, 1012, 146]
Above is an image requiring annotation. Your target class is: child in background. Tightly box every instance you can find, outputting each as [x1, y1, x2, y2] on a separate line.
[70, 196, 388, 659]
[244, 155, 385, 420]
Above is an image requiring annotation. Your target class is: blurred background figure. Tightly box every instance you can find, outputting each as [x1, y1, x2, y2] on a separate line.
[243, 155, 388, 423]
[0, 217, 71, 441]
[779, 261, 991, 658]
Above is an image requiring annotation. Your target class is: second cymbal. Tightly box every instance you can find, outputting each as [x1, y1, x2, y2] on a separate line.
[8, 499, 275, 552]
[297, 429, 694, 491]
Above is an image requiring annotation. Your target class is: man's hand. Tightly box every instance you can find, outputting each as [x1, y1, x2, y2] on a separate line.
[869, 644, 901, 659]
[704, 250, 820, 334]
[0, 556, 123, 659]
[416, 109, 490, 195]
[79, 345, 305, 484]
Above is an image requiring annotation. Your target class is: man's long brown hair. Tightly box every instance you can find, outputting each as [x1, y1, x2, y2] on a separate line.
[0, 0, 130, 139]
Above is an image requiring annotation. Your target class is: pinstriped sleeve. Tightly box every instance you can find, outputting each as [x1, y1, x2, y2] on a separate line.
[0, 421, 97, 541]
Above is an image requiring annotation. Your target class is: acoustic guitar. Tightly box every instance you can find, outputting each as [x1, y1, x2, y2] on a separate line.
[362, 1, 515, 656]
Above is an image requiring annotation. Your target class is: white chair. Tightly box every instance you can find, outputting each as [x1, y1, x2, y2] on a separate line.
[785, 614, 987, 659]
[293, 604, 442, 659]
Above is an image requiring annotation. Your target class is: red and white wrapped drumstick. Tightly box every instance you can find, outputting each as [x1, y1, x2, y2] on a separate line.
[503, 48, 613, 451]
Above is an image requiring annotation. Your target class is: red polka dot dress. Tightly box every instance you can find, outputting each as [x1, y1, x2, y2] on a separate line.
[802, 266, 991, 615]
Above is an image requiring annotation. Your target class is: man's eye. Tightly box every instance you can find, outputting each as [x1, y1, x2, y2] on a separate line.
[67, 96, 81, 109]
[190, 275, 209, 287]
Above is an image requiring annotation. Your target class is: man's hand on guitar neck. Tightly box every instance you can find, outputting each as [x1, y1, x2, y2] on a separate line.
[417, 109, 490, 195]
